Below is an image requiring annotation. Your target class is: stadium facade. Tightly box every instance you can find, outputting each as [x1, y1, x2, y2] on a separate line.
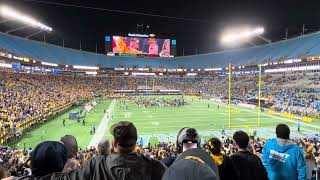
[0, 31, 319, 72]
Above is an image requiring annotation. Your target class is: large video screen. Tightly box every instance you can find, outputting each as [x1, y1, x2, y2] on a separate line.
[112, 36, 171, 57]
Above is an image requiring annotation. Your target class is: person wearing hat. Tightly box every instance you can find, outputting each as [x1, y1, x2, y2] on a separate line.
[161, 127, 220, 180]
[52, 121, 166, 180]
[162, 148, 220, 180]
[160, 127, 202, 167]
[230, 131, 268, 180]
[176, 127, 201, 153]
[207, 138, 239, 180]
[262, 124, 306, 180]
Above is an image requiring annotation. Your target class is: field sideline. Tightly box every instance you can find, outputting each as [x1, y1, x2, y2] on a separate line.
[8, 96, 320, 149]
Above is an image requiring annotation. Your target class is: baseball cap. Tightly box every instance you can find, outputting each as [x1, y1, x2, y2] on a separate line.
[162, 148, 219, 180]
[110, 121, 137, 148]
[276, 124, 290, 140]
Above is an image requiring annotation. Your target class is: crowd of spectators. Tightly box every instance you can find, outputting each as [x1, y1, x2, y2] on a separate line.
[1, 121, 320, 180]
[269, 88, 320, 116]
[134, 97, 187, 107]
[1, 70, 319, 144]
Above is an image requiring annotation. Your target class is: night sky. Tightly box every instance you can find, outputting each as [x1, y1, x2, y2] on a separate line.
[1, 0, 320, 56]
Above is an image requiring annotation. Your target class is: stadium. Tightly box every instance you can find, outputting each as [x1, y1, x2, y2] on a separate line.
[0, 1, 319, 180]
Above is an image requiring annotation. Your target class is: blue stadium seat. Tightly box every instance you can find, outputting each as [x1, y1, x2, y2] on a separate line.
[0, 31, 320, 68]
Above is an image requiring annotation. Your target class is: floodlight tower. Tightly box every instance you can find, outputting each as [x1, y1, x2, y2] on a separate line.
[0, 5, 52, 39]
[221, 26, 266, 46]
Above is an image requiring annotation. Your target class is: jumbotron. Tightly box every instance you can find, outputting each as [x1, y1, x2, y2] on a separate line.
[0, 6, 320, 180]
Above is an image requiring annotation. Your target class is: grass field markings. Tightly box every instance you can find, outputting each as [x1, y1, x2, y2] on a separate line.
[200, 130, 223, 138]
[235, 118, 248, 122]
[151, 122, 159, 126]
[117, 117, 260, 124]
[290, 131, 306, 138]
[112, 97, 319, 144]
[124, 112, 132, 118]
[112, 114, 260, 118]
[299, 127, 319, 134]
[154, 134, 176, 142]
[212, 102, 320, 130]
[262, 113, 320, 130]
[122, 121, 281, 132]
[257, 127, 278, 139]
[87, 99, 116, 148]
[132, 120, 258, 127]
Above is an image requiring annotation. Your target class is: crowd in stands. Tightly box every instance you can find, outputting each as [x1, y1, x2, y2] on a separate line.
[1, 121, 319, 180]
[270, 88, 320, 116]
[0, 71, 111, 143]
[1, 70, 319, 144]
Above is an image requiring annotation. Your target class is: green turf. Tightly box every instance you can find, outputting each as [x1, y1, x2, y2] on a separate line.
[8, 99, 111, 149]
[8, 96, 320, 149]
[108, 96, 320, 142]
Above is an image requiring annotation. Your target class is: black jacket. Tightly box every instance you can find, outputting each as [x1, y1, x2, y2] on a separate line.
[217, 155, 239, 180]
[50, 153, 167, 180]
[230, 151, 268, 180]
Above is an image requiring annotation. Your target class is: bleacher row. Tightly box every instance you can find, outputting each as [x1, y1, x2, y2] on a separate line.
[1, 31, 320, 68]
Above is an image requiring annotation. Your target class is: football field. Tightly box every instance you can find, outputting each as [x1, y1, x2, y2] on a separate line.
[8, 96, 320, 149]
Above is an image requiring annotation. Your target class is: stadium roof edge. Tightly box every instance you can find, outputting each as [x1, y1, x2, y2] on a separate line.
[0, 32, 107, 58]
[1, 30, 320, 60]
[1, 31, 320, 68]
[173, 30, 320, 60]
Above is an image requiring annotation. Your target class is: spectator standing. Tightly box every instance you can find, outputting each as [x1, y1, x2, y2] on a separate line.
[18, 141, 67, 179]
[52, 121, 166, 180]
[97, 139, 110, 156]
[162, 148, 219, 180]
[262, 124, 306, 180]
[208, 138, 239, 180]
[60, 135, 80, 172]
[231, 131, 268, 180]
[160, 127, 202, 167]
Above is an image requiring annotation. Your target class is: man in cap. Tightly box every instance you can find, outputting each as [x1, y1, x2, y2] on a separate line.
[262, 124, 306, 180]
[161, 127, 201, 167]
[162, 147, 220, 180]
[162, 127, 220, 180]
[176, 127, 201, 153]
[52, 121, 166, 180]
[230, 131, 268, 180]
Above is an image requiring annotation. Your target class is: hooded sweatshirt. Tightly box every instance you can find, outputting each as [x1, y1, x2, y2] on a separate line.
[262, 138, 306, 180]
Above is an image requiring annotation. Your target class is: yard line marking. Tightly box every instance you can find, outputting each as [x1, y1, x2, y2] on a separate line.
[212, 102, 320, 130]
[87, 99, 116, 148]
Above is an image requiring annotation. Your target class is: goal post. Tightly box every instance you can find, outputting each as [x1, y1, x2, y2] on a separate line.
[227, 64, 262, 129]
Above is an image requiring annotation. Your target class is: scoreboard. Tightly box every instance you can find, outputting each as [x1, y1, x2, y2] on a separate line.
[105, 33, 176, 57]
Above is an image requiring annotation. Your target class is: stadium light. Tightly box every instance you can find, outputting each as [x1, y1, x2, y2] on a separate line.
[41, 62, 58, 67]
[0, 5, 52, 32]
[221, 27, 264, 44]
[85, 71, 98, 75]
[73, 65, 99, 70]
